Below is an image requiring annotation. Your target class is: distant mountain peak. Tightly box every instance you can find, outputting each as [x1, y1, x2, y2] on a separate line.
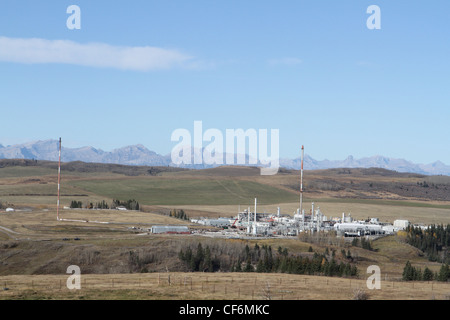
[0, 140, 449, 176]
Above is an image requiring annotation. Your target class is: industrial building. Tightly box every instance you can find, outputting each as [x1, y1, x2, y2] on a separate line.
[194, 218, 233, 228]
[334, 222, 385, 237]
[393, 220, 410, 230]
[192, 199, 398, 239]
[150, 225, 190, 234]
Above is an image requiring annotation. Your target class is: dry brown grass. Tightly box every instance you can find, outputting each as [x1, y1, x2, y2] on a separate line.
[0, 272, 449, 300]
[0, 209, 190, 241]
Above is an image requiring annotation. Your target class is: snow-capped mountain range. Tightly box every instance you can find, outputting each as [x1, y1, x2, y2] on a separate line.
[0, 140, 449, 176]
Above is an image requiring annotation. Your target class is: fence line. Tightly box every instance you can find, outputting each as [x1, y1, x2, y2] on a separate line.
[1, 273, 449, 300]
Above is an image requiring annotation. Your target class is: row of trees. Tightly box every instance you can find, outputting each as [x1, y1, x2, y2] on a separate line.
[111, 199, 140, 210]
[231, 244, 358, 277]
[351, 237, 374, 251]
[95, 200, 109, 209]
[405, 224, 450, 263]
[402, 261, 450, 282]
[69, 200, 84, 209]
[178, 242, 358, 278]
[417, 181, 442, 189]
[178, 243, 219, 272]
[169, 209, 189, 221]
[69, 199, 140, 210]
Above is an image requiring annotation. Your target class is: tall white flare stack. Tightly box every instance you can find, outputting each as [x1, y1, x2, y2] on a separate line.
[300, 146, 304, 230]
[253, 198, 257, 235]
[247, 207, 251, 233]
[300, 146, 304, 215]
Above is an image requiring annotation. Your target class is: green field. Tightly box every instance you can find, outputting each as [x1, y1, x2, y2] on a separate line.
[0, 166, 56, 178]
[67, 177, 299, 206]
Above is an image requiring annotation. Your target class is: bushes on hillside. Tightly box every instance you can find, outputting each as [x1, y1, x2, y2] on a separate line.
[178, 242, 358, 278]
[170, 209, 189, 221]
[402, 260, 449, 282]
[405, 224, 450, 263]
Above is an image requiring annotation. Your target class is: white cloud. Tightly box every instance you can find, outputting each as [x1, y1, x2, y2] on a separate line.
[268, 57, 302, 66]
[0, 36, 193, 71]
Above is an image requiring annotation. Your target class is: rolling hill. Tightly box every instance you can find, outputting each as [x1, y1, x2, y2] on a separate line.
[1, 140, 450, 175]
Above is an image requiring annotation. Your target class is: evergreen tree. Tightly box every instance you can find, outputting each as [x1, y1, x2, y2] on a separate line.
[402, 261, 423, 281]
[423, 267, 434, 281]
[244, 258, 254, 272]
[241, 245, 248, 262]
[256, 259, 265, 273]
[402, 261, 414, 281]
[437, 264, 450, 282]
[235, 258, 242, 272]
[194, 243, 204, 271]
[203, 246, 213, 272]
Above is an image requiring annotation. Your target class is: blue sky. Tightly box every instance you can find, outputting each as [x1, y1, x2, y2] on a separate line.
[0, 0, 449, 164]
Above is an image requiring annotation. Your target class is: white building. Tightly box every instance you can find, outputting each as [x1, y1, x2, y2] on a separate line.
[150, 225, 190, 234]
[382, 225, 396, 234]
[393, 220, 410, 230]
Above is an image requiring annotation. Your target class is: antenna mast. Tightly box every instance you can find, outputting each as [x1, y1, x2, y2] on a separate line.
[57, 138, 61, 221]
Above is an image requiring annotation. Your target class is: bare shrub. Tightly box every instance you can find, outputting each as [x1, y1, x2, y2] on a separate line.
[261, 281, 272, 300]
[352, 288, 369, 300]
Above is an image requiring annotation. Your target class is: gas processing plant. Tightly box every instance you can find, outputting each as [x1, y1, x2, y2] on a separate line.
[188, 146, 413, 239]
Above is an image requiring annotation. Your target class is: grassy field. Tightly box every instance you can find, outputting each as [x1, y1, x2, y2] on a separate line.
[0, 272, 449, 300]
[66, 177, 299, 206]
[0, 209, 190, 241]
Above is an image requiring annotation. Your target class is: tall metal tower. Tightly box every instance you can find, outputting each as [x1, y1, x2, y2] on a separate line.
[56, 138, 61, 221]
